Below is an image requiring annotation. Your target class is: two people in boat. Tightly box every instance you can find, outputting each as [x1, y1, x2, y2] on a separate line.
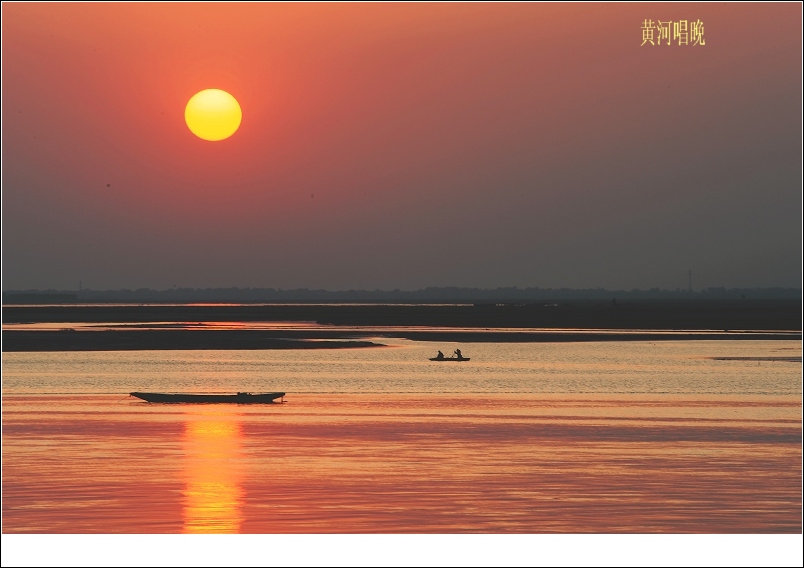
[434, 349, 464, 360]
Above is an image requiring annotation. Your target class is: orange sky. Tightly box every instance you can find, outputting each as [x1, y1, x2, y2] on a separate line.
[3, 3, 801, 290]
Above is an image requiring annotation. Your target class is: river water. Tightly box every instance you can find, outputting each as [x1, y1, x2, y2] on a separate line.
[2, 338, 801, 536]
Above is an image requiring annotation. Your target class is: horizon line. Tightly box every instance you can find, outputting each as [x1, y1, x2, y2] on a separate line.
[3, 285, 801, 295]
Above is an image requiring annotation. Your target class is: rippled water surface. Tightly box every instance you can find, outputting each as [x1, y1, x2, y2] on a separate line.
[3, 339, 801, 533]
[4, 339, 801, 395]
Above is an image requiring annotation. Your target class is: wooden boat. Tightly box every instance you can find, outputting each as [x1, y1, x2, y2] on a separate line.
[130, 391, 285, 404]
[429, 357, 470, 362]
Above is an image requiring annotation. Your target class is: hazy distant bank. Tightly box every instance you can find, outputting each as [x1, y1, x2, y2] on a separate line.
[3, 299, 800, 329]
[3, 286, 801, 305]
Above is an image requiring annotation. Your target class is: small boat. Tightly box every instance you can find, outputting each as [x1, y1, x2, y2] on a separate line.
[429, 357, 470, 362]
[130, 392, 285, 404]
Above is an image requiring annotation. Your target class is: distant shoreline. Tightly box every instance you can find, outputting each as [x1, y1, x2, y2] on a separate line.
[2, 301, 800, 352]
[1, 331, 383, 352]
[2, 329, 799, 352]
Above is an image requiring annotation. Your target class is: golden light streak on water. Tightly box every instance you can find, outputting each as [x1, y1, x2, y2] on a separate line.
[181, 408, 244, 533]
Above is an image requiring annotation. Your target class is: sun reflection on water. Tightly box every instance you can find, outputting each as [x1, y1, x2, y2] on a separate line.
[182, 407, 244, 533]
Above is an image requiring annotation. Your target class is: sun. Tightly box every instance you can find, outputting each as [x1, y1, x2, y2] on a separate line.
[185, 89, 242, 141]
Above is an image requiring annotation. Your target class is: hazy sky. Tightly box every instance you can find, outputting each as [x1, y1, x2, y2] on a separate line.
[3, 3, 801, 291]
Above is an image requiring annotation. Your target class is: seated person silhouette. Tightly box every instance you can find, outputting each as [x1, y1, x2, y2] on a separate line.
[454, 349, 463, 360]
[436, 350, 445, 360]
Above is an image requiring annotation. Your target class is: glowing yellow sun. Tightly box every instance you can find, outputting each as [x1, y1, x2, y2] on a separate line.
[185, 89, 242, 141]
